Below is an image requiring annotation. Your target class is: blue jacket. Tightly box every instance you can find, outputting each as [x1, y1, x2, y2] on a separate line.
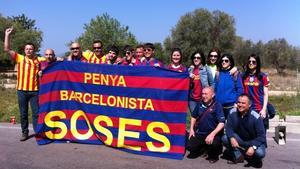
[226, 108, 266, 147]
[215, 70, 243, 106]
[188, 65, 215, 97]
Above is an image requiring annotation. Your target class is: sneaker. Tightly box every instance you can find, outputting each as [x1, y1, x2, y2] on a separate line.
[20, 133, 28, 141]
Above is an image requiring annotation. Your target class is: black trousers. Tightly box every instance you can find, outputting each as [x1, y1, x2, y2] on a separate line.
[186, 134, 222, 159]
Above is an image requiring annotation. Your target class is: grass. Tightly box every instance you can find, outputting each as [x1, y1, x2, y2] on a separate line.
[0, 88, 33, 123]
[270, 93, 300, 118]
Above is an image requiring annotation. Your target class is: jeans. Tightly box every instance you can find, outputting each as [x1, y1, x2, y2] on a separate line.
[17, 90, 39, 134]
[222, 134, 266, 160]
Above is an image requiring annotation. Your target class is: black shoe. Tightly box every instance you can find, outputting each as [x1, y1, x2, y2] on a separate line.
[20, 133, 28, 141]
[200, 153, 208, 158]
[227, 155, 244, 164]
[187, 152, 200, 159]
[206, 157, 219, 164]
[244, 159, 263, 168]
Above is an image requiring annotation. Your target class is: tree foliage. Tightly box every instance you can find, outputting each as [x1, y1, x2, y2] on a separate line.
[76, 13, 137, 54]
[264, 38, 297, 74]
[164, 8, 236, 65]
[0, 13, 42, 68]
[9, 14, 37, 30]
[232, 37, 300, 74]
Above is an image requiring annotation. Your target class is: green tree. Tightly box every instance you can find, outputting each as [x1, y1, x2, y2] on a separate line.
[76, 13, 137, 54]
[153, 42, 168, 64]
[265, 38, 293, 74]
[164, 8, 236, 65]
[0, 14, 42, 68]
[9, 14, 37, 30]
[232, 36, 256, 67]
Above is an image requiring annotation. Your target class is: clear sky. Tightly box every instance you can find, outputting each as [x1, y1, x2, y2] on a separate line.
[1, 0, 299, 55]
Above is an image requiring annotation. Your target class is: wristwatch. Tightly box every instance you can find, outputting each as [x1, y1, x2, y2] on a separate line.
[252, 145, 257, 150]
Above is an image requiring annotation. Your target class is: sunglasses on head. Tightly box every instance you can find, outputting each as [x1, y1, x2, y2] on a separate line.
[222, 59, 229, 63]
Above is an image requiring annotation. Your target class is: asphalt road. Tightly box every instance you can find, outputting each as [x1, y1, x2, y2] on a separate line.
[1, 123, 300, 169]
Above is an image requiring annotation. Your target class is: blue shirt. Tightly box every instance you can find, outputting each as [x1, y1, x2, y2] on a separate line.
[192, 100, 225, 136]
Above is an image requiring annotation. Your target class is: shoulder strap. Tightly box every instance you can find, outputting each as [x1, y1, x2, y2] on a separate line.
[195, 102, 216, 126]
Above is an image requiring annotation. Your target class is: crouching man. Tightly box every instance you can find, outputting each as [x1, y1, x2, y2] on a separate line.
[222, 94, 266, 167]
[187, 87, 225, 163]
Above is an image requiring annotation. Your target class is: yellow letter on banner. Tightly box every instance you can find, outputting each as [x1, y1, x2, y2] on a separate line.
[118, 118, 141, 151]
[44, 111, 67, 139]
[70, 110, 93, 140]
[146, 122, 171, 152]
[93, 115, 113, 145]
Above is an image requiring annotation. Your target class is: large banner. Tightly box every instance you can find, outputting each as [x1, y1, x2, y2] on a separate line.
[36, 61, 189, 159]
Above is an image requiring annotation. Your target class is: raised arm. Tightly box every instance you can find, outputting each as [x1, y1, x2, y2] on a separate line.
[4, 27, 17, 59]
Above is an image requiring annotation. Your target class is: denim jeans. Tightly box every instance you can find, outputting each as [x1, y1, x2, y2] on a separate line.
[17, 90, 39, 134]
[222, 134, 266, 160]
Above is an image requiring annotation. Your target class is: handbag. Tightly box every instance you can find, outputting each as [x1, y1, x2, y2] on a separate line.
[267, 103, 276, 119]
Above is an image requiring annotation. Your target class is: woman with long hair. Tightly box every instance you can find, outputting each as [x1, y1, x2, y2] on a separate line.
[206, 48, 220, 79]
[188, 50, 214, 113]
[242, 54, 270, 129]
[215, 54, 243, 118]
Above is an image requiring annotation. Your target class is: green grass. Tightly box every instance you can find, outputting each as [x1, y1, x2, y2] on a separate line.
[269, 94, 300, 118]
[0, 88, 299, 123]
[0, 88, 32, 123]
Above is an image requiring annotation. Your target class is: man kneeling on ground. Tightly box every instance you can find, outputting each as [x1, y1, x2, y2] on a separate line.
[187, 87, 225, 163]
[222, 94, 266, 167]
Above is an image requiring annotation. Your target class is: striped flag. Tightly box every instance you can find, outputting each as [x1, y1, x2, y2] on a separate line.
[36, 61, 189, 159]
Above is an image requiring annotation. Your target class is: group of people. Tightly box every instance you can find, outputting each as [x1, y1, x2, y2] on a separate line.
[4, 27, 269, 167]
[186, 50, 269, 167]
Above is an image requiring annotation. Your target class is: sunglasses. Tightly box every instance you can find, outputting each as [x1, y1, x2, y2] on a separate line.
[93, 47, 102, 50]
[248, 60, 257, 64]
[210, 55, 218, 58]
[70, 47, 79, 50]
[144, 48, 152, 52]
[125, 51, 131, 55]
[193, 57, 201, 60]
[222, 59, 229, 63]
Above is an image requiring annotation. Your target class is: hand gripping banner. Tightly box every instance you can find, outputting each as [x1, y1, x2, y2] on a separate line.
[35, 61, 189, 159]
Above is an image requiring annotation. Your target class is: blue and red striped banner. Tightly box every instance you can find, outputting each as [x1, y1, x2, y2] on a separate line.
[35, 61, 189, 159]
